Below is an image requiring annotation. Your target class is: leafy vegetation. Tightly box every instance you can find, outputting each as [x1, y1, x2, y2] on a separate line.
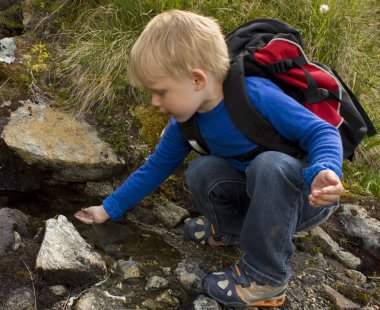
[55, 0, 379, 197]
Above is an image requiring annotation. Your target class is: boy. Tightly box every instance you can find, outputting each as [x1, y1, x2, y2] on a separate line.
[75, 10, 344, 308]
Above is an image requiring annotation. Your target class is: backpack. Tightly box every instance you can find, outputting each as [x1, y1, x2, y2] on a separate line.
[179, 18, 377, 160]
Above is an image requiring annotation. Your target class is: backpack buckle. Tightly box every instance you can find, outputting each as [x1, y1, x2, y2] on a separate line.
[268, 59, 294, 74]
[306, 88, 330, 104]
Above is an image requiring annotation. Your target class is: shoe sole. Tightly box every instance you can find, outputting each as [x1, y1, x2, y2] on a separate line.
[204, 280, 286, 308]
[248, 296, 286, 307]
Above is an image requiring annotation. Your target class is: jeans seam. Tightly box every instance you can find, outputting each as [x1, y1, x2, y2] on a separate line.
[205, 178, 246, 231]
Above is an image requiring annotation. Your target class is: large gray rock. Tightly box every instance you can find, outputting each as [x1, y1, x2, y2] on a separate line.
[338, 204, 380, 259]
[2, 103, 124, 182]
[36, 215, 107, 287]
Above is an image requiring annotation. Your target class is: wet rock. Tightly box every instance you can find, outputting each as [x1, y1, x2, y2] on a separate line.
[175, 259, 206, 291]
[73, 287, 129, 309]
[0, 207, 29, 254]
[310, 226, 361, 269]
[3, 287, 35, 310]
[192, 295, 222, 310]
[153, 202, 190, 228]
[346, 270, 367, 284]
[85, 181, 114, 198]
[322, 284, 361, 309]
[35, 215, 107, 287]
[338, 204, 380, 259]
[2, 103, 124, 182]
[116, 258, 141, 279]
[146, 276, 169, 290]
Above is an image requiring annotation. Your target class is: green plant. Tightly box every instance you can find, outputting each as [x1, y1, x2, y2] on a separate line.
[343, 161, 380, 198]
[24, 43, 51, 78]
[96, 111, 130, 154]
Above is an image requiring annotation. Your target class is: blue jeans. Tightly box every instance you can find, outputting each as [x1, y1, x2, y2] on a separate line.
[185, 152, 338, 286]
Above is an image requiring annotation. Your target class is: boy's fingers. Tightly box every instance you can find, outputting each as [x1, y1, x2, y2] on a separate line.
[309, 195, 338, 207]
[313, 185, 343, 196]
[74, 211, 94, 224]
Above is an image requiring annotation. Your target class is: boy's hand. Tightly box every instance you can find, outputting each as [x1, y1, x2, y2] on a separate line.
[309, 169, 344, 207]
[74, 205, 110, 225]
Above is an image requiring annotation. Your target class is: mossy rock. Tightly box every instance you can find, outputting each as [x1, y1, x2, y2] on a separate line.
[335, 281, 370, 306]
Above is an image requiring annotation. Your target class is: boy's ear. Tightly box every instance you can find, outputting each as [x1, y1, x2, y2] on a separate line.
[191, 69, 207, 91]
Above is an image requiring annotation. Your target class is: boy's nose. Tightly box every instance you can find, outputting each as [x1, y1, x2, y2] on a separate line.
[151, 95, 161, 107]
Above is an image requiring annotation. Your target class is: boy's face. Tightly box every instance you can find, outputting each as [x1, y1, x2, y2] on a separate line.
[146, 74, 207, 123]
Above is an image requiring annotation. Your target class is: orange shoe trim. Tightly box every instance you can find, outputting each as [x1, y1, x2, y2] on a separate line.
[210, 224, 216, 235]
[248, 296, 286, 307]
[234, 264, 241, 277]
[235, 284, 252, 300]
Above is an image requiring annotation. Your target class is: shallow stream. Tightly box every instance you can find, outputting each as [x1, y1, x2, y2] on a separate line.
[0, 185, 229, 308]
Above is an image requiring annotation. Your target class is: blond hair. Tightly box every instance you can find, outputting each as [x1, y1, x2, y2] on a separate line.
[128, 10, 230, 87]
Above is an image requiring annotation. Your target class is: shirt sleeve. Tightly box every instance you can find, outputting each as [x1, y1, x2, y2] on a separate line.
[245, 78, 343, 186]
[103, 118, 190, 220]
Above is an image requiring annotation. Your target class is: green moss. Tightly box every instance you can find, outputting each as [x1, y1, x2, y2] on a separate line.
[0, 17, 23, 29]
[0, 3, 23, 29]
[30, 0, 56, 10]
[335, 281, 370, 306]
[307, 257, 318, 267]
[15, 270, 30, 280]
[0, 62, 31, 101]
[133, 105, 168, 151]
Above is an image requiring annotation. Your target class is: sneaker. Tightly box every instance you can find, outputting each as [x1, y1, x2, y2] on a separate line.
[183, 216, 238, 247]
[203, 261, 287, 308]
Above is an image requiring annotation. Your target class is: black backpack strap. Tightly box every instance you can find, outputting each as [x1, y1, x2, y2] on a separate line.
[223, 55, 301, 157]
[178, 115, 210, 155]
[331, 69, 377, 137]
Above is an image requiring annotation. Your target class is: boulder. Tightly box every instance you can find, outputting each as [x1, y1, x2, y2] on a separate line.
[2, 103, 124, 182]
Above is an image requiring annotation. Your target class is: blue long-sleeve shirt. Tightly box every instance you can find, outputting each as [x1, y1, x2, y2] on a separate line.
[103, 77, 343, 220]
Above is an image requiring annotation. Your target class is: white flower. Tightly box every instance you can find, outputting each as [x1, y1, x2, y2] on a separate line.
[319, 4, 330, 13]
